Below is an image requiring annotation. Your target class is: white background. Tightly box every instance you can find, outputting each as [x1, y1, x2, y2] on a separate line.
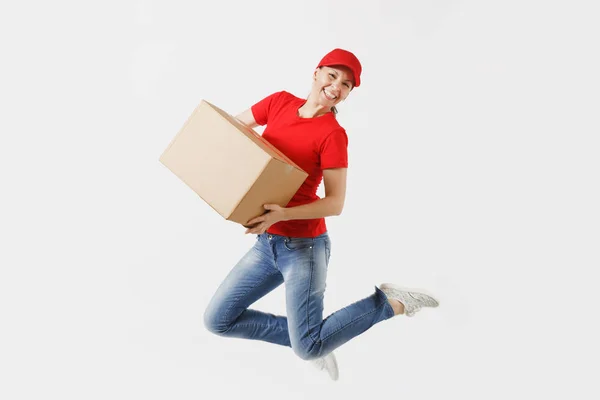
[1, 0, 599, 398]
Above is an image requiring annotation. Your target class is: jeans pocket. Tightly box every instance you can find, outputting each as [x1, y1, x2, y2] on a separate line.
[283, 237, 314, 251]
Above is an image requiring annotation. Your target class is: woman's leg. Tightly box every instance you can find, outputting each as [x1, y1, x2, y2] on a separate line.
[276, 233, 395, 360]
[203, 235, 291, 347]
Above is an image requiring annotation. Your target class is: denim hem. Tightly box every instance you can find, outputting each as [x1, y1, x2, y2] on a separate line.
[309, 286, 395, 346]
[375, 285, 396, 319]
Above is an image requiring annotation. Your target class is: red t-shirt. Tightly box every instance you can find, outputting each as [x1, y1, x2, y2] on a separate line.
[251, 90, 348, 238]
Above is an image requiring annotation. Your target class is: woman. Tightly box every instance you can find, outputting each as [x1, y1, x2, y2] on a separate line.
[203, 48, 439, 381]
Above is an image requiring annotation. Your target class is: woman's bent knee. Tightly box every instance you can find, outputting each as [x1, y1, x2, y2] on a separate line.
[292, 341, 319, 361]
[203, 307, 229, 335]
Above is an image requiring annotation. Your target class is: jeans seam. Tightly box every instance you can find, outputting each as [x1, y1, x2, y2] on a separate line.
[306, 240, 320, 345]
[221, 270, 280, 332]
[232, 322, 286, 332]
[319, 300, 387, 343]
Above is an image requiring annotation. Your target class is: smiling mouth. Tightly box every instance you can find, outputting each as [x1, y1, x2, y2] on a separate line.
[322, 88, 337, 100]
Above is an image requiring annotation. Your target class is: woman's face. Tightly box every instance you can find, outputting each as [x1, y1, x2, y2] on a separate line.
[311, 65, 354, 108]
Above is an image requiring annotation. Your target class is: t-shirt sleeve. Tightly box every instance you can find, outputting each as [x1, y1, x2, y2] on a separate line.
[250, 91, 284, 126]
[319, 128, 349, 169]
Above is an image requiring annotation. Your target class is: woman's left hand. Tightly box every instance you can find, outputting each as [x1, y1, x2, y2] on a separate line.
[244, 204, 287, 235]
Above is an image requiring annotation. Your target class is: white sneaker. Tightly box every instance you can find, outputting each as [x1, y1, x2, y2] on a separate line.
[310, 352, 339, 381]
[379, 283, 440, 317]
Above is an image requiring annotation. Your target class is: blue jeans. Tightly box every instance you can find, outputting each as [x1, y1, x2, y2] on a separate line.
[203, 232, 395, 360]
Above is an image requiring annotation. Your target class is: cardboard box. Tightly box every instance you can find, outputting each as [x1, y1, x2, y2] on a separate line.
[159, 100, 308, 227]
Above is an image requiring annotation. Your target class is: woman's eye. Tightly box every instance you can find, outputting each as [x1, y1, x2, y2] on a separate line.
[344, 83, 350, 88]
[329, 73, 335, 78]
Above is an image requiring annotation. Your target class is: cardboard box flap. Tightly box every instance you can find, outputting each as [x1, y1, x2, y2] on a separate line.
[202, 100, 306, 174]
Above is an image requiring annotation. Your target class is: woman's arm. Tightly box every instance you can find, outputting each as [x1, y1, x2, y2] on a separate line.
[244, 168, 347, 234]
[235, 108, 259, 129]
[283, 168, 347, 220]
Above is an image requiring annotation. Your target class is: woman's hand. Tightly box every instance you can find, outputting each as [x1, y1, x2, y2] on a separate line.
[244, 204, 286, 235]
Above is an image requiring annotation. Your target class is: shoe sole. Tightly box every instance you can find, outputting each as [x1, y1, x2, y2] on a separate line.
[311, 353, 339, 381]
[380, 283, 440, 307]
[327, 352, 339, 381]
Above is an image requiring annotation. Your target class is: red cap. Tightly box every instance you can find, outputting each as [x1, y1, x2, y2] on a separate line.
[317, 48, 362, 88]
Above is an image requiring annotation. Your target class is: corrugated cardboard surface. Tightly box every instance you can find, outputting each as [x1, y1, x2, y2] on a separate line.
[229, 158, 307, 225]
[159, 101, 269, 218]
[160, 100, 308, 226]
[207, 101, 304, 171]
